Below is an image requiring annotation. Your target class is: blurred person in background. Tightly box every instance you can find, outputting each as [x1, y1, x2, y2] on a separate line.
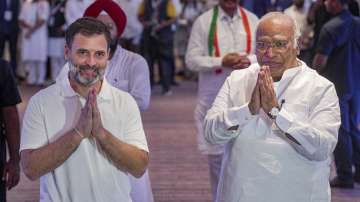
[48, 0, 67, 82]
[175, 0, 203, 80]
[284, 0, 314, 66]
[19, 0, 50, 86]
[185, 0, 259, 200]
[64, 0, 93, 26]
[307, 0, 332, 64]
[0, 59, 21, 202]
[138, 0, 177, 95]
[116, 0, 143, 52]
[0, 0, 20, 78]
[313, 0, 360, 189]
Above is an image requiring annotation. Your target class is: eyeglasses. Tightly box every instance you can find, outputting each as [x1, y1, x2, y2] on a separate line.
[256, 40, 290, 52]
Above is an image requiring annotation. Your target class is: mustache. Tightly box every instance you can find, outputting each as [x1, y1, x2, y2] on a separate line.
[74, 64, 102, 73]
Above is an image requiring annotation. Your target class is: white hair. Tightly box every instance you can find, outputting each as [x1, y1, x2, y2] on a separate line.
[258, 12, 302, 49]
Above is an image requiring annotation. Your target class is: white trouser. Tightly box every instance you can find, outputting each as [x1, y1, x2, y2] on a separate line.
[208, 154, 223, 202]
[129, 169, 154, 202]
[50, 57, 65, 81]
[24, 61, 46, 85]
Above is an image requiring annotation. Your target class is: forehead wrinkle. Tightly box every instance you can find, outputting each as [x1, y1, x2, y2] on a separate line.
[256, 16, 294, 41]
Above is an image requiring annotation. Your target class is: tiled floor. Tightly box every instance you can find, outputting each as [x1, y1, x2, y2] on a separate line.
[6, 81, 360, 202]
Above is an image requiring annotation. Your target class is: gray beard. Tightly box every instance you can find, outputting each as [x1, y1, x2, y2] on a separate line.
[68, 61, 105, 87]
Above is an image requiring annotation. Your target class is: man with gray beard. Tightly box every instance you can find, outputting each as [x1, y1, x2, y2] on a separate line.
[20, 17, 149, 202]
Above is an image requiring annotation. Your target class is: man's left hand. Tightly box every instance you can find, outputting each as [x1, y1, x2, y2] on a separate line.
[2, 159, 20, 190]
[231, 55, 251, 70]
[259, 66, 278, 113]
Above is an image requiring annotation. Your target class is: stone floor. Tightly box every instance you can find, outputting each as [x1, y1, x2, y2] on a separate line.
[6, 81, 360, 202]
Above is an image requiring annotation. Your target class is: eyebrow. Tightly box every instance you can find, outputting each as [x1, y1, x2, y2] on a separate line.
[76, 48, 107, 53]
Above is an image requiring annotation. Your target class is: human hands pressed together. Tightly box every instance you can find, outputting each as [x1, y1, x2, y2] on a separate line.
[249, 66, 279, 114]
[75, 88, 103, 139]
[90, 89, 104, 138]
[258, 66, 278, 113]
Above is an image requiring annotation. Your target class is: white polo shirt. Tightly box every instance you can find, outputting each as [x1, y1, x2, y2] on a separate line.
[20, 76, 148, 202]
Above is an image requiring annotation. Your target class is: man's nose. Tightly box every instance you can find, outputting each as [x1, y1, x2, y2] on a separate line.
[85, 55, 97, 67]
[264, 46, 275, 57]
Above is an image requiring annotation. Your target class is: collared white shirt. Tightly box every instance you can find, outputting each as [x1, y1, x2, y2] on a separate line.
[204, 61, 340, 201]
[185, 6, 259, 154]
[57, 45, 151, 111]
[21, 76, 148, 202]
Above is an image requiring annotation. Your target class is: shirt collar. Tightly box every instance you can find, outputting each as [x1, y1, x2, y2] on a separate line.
[219, 5, 241, 22]
[58, 71, 112, 101]
[281, 60, 304, 79]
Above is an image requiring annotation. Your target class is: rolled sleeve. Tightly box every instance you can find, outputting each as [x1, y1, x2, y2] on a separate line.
[204, 75, 254, 144]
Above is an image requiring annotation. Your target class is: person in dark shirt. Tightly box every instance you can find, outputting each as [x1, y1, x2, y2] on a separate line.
[313, 0, 360, 189]
[0, 0, 20, 77]
[349, 0, 360, 16]
[0, 59, 21, 201]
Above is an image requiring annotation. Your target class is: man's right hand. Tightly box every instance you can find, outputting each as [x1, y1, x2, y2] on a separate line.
[248, 75, 261, 115]
[75, 92, 93, 138]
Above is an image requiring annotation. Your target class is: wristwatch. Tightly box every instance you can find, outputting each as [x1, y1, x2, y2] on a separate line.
[268, 106, 280, 120]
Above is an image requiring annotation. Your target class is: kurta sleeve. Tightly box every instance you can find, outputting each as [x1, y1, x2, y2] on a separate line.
[204, 74, 255, 144]
[275, 84, 340, 161]
[185, 16, 223, 72]
[128, 57, 151, 111]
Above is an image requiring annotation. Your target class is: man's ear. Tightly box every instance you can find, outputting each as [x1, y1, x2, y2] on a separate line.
[296, 39, 301, 55]
[64, 44, 70, 60]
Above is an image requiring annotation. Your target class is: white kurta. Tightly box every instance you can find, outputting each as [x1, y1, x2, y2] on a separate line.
[185, 6, 259, 154]
[204, 61, 341, 202]
[19, 0, 49, 62]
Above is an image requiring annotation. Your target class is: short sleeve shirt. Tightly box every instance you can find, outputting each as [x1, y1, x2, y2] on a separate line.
[316, 10, 358, 98]
[20, 77, 148, 202]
